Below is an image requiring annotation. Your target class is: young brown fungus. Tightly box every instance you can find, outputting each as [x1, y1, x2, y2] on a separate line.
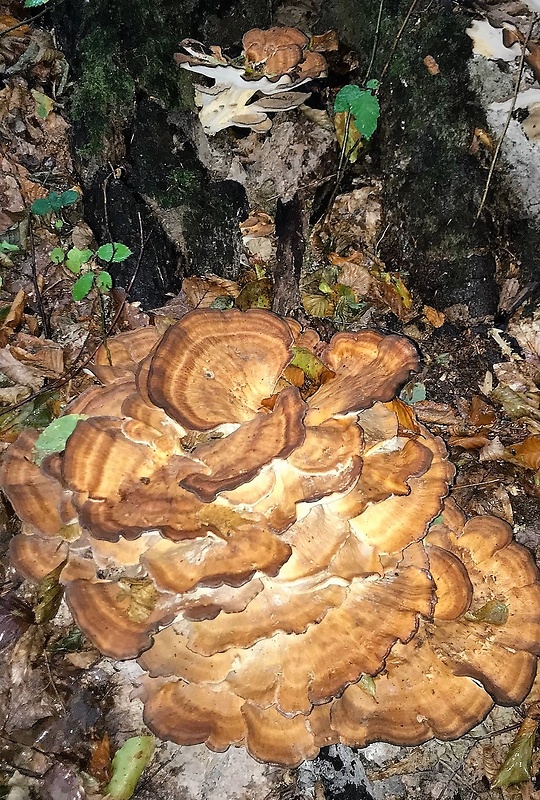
[2, 308, 540, 766]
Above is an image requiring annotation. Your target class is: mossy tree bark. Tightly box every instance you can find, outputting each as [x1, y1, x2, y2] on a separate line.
[53, 0, 517, 317]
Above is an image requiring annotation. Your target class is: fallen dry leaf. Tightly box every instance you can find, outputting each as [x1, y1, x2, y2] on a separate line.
[10, 333, 64, 376]
[0, 347, 44, 390]
[468, 394, 497, 427]
[423, 55, 440, 75]
[1, 288, 25, 332]
[88, 732, 112, 784]
[502, 435, 540, 470]
[384, 398, 421, 434]
[448, 435, 490, 449]
[423, 304, 445, 327]
[310, 30, 339, 52]
[182, 275, 240, 309]
[414, 400, 463, 426]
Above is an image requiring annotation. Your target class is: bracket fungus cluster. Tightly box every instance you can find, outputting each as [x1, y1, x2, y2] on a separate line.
[2, 308, 540, 767]
[175, 28, 327, 134]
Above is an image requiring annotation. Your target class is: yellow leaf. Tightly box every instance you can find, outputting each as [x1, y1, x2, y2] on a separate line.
[116, 579, 159, 623]
[465, 599, 509, 625]
[334, 111, 362, 163]
[302, 293, 334, 318]
[31, 90, 54, 120]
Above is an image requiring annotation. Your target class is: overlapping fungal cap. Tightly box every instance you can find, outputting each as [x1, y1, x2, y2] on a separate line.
[174, 27, 327, 134]
[2, 308, 540, 766]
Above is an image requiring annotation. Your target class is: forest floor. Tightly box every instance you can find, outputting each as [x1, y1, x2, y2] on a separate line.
[2, 0, 540, 798]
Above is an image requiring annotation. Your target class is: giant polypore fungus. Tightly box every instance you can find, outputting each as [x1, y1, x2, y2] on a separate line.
[174, 28, 327, 134]
[2, 308, 540, 766]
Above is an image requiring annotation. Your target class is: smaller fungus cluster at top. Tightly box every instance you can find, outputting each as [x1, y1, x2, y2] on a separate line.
[1, 308, 540, 767]
[174, 27, 327, 134]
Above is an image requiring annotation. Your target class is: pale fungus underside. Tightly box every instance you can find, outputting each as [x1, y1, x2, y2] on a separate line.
[174, 27, 327, 134]
[2, 308, 540, 767]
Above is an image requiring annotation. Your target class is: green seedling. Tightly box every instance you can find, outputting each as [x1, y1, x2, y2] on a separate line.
[0, 241, 20, 254]
[334, 81, 380, 163]
[50, 242, 132, 300]
[31, 190, 80, 216]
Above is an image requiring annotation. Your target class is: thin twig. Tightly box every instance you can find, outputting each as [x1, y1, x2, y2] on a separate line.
[474, 16, 536, 224]
[42, 650, 66, 714]
[323, 111, 352, 225]
[379, 0, 421, 83]
[29, 219, 51, 339]
[0, 6, 52, 38]
[451, 478, 503, 490]
[363, 0, 385, 85]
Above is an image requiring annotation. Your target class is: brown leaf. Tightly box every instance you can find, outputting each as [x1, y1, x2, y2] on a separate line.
[448, 435, 490, 449]
[88, 732, 112, 784]
[1, 289, 25, 332]
[423, 55, 440, 75]
[414, 401, 463, 426]
[182, 275, 240, 309]
[468, 395, 496, 427]
[310, 30, 339, 52]
[0, 347, 44, 390]
[503, 435, 540, 470]
[10, 334, 64, 377]
[423, 305, 445, 328]
[0, 15, 31, 37]
[384, 398, 421, 434]
[330, 252, 373, 296]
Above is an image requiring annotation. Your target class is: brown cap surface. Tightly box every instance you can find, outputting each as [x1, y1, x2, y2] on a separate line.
[306, 331, 420, 425]
[147, 309, 294, 430]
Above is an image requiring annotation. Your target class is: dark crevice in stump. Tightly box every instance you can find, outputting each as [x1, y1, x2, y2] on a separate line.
[273, 194, 304, 317]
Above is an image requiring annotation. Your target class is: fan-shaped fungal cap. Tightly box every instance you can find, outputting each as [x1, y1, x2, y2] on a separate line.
[2, 309, 540, 768]
[147, 308, 294, 429]
[175, 28, 326, 134]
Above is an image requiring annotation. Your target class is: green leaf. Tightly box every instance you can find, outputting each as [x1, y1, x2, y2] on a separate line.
[105, 736, 155, 800]
[0, 241, 20, 254]
[97, 242, 133, 263]
[48, 627, 84, 654]
[291, 346, 333, 384]
[334, 83, 380, 141]
[96, 270, 112, 291]
[358, 674, 376, 698]
[24, 0, 49, 7]
[58, 190, 80, 208]
[30, 197, 52, 216]
[31, 90, 54, 120]
[72, 272, 95, 300]
[111, 243, 133, 262]
[33, 414, 88, 465]
[465, 599, 509, 625]
[492, 716, 538, 787]
[65, 247, 93, 274]
[47, 191, 63, 211]
[96, 243, 114, 262]
[210, 295, 235, 310]
[318, 279, 334, 295]
[50, 247, 65, 265]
